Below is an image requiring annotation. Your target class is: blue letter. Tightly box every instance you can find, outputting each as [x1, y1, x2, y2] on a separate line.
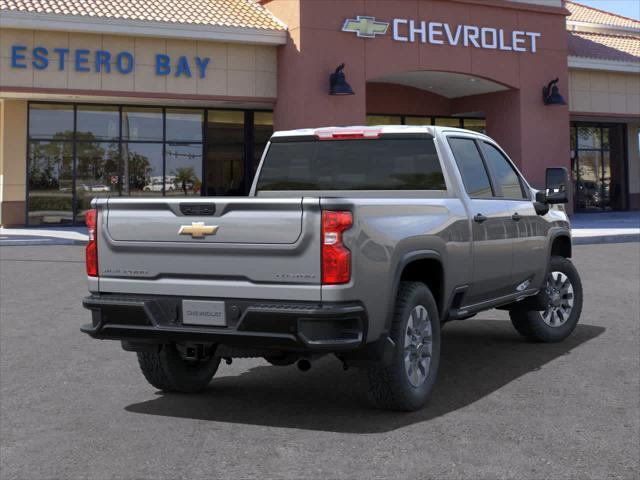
[32, 47, 49, 70]
[75, 49, 90, 72]
[54, 48, 70, 70]
[95, 50, 111, 73]
[195, 57, 210, 79]
[174, 56, 191, 78]
[11, 45, 27, 69]
[115, 51, 134, 74]
[155, 54, 171, 76]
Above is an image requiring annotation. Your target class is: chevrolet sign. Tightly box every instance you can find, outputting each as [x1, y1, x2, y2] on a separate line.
[342, 16, 541, 53]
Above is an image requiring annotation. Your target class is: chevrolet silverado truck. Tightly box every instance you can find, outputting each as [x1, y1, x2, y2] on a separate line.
[81, 125, 582, 411]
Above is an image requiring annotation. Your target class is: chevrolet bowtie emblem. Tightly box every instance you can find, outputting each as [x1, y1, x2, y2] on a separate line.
[178, 222, 219, 238]
[342, 16, 389, 38]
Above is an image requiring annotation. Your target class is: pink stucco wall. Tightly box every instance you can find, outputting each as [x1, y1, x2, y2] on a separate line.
[264, 0, 571, 189]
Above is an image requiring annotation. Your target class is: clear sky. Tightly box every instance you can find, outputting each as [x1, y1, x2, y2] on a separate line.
[576, 1, 640, 20]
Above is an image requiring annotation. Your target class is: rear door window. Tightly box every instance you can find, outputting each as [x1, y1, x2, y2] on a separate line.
[256, 138, 446, 191]
[448, 138, 494, 198]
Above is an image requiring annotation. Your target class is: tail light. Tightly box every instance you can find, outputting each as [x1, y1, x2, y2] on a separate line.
[85, 209, 98, 277]
[322, 210, 353, 285]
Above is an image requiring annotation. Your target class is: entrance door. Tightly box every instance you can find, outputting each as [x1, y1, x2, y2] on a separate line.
[572, 124, 627, 212]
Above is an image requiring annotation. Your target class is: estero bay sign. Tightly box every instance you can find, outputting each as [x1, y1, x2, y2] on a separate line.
[9, 45, 211, 78]
[343, 15, 542, 53]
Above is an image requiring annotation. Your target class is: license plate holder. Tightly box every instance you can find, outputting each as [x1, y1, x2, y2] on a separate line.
[182, 300, 226, 327]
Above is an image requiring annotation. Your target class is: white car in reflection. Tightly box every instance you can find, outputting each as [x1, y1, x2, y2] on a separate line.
[143, 179, 176, 192]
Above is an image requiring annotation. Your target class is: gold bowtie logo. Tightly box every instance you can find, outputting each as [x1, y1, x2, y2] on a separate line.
[178, 222, 219, 238]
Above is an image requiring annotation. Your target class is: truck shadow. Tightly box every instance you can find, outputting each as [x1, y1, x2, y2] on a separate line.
[125, 320, 604, 434]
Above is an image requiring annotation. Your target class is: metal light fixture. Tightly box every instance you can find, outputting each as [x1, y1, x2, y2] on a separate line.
[329, 63, 354, 95]
[543, 78, 567, 106]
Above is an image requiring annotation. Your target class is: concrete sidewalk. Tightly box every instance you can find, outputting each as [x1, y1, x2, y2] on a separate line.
[1, 212, 638, 246]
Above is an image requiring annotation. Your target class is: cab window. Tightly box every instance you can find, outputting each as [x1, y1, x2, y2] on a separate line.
[482, 142, 527, 199]
[448, 138, 494, 198]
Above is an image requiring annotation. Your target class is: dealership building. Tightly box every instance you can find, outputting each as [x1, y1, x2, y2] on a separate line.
[0, 0, 638, 226]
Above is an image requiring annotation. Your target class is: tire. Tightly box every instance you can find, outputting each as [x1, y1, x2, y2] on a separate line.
[510, 256, 583, 343]
[365, 281, 441, 411]
[137, 344, 221, 393]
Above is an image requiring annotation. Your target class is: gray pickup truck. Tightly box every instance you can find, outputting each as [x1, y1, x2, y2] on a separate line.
[82, 125, 582, 411]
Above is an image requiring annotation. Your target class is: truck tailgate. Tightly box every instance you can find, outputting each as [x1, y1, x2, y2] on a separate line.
[107, 198, 303, 244]
[95, 197, 322, 301]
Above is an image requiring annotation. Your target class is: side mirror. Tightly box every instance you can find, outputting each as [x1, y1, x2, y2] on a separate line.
[542, 167, 569, 204]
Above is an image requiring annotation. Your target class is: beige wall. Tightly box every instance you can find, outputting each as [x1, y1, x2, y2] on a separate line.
[0, 29, 277, 99]
[0, 99, 27, 226]
[569, 69, 640, 116]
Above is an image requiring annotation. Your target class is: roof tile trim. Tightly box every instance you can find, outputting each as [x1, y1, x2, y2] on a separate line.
[566, 1, 640, 30]
[0, 0, 287, 31]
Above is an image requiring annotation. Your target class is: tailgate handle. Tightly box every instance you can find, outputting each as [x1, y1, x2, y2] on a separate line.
[180, 204, 216, 216]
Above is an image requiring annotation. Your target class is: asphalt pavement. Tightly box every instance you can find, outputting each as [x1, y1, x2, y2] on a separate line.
[0, 243, 638, 479]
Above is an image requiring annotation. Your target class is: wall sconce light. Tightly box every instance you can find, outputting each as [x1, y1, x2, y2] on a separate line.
[543, 78, 567, 106]
[329, 63, 354, 95]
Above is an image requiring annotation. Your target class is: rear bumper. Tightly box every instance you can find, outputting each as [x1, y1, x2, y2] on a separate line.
[81, 294, 367, 352]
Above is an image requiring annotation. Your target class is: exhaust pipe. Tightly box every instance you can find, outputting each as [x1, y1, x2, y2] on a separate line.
[297, 359, 311, 372]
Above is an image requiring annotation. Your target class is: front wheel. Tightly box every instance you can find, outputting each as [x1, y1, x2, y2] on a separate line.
[137, 343, 221, 393]
[510, 256, 583, 343]
[365, 281, 441, 411]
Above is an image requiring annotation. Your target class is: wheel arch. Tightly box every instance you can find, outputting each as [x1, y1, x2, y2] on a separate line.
[386, 250, 444, 331]
[550, 233, 572, 259]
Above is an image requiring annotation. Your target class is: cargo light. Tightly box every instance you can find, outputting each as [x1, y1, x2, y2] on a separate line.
[321, 210, 353, 285]
[85, 209, 98, 277]
[315, 128, 381, 140]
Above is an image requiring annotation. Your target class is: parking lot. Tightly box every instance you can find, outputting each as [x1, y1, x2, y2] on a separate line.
[1, 243, 638, 479]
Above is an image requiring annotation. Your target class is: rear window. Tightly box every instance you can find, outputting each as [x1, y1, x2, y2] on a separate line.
[256, 138, 446, 191]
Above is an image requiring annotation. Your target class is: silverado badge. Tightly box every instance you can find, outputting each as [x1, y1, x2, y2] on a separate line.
[178, 222, 219, 238]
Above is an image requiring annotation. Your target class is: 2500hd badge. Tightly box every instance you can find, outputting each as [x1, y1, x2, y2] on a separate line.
[82, 125, 583, 411]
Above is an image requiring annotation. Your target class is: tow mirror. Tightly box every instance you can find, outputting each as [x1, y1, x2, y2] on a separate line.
[541, 167, 569, 205]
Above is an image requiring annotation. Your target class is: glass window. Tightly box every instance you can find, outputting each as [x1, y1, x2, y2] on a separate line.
[122, 143, 164, 196]
[462, 118, 486, 134]
[577, 126, 601, 149]
[75, 142, 120, 217]
[29, 104, 74, 140]
[76, 106, 119, 141]
[206, 110, 245, 196]
[122, 107, 163, 141]
[28, 141, 74, 225]
[257, 139, 446, 191]
[435, 118, 461, 128]
[366, 115, 402, 126]
[448, 138, 493, 198]
[254, 111, 274, 171]
[165, 144, 203, 196]
[404, 117, 432, 126]
[166, 109, 203, 142]
[482, 142, 526, 199]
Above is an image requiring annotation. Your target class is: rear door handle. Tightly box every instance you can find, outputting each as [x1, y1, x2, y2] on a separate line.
[474, 213, 488, 224]
[512, 212, 521, 222]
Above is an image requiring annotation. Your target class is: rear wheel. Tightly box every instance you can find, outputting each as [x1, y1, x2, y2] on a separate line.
[137, 343, 221, 393]
[510, 256, 583, 343]
[365, 281, 441, 411]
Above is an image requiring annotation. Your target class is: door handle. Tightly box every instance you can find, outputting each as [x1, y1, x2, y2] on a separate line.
[512, 212, 522, 222]
[474, 213, 488, 224]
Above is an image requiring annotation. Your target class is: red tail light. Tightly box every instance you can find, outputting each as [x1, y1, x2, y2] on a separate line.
[322, 210, 353, 285]
[85, 209, 98, 277]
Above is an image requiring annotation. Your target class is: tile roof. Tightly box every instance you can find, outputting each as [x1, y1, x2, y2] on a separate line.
[0, 0, 286, 30]
[568, 31, 640, 62]
[566, 1, 640, 30]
